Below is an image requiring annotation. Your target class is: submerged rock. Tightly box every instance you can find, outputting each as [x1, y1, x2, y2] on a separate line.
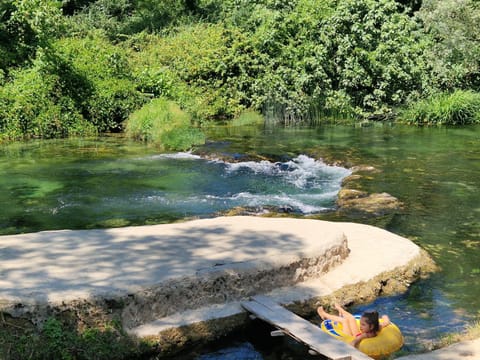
[337, 190, 403, 217]
[336, 163, 403, 217]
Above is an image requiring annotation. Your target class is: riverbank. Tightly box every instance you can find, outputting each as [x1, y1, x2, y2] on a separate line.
[0, 216, 437, 358]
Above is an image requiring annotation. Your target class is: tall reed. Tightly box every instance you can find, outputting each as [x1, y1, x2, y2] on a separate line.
[400, 90, 480, 125]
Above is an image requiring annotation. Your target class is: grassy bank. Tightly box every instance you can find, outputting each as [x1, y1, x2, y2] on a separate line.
[399, 90, 480, 126]
[0, 314, 150, 360]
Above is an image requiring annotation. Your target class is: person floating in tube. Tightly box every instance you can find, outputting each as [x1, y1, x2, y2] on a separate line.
[317, 303, 391, 348]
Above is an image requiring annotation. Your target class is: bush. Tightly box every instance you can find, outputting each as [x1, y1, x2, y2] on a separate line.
[64, 0, 135, 40]
[399, 90, 480, 125]
[214, 0, 427, 122]
[86, 77, 143, 132]
[230, 109, 264, 126]
[0, 32, 143, 139]
[1, 0, 65, 72]
[0, 63, 96, 140]
[65, 0, 200, 38]
[125, 98, 205, 150]
[4, 0, 478, 132]
[53, 33, 145, 131]
[415, 0, 480, 91]
[126, 24, 248, 122]
[316, 0, 427, 116]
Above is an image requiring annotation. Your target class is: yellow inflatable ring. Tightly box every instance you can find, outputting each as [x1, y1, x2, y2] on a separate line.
[320, 315, 404, 359]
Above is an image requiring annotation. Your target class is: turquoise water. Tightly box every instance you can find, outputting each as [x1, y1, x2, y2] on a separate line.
[0, 137, 348, 234]
[1, 124, 479, 357]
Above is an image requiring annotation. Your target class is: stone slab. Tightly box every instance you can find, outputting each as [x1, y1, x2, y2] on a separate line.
[0, 216, 347, 305]
[126, 218, 423, 336]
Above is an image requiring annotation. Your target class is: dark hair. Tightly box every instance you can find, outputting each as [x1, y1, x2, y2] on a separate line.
[362, 311, 380, 333]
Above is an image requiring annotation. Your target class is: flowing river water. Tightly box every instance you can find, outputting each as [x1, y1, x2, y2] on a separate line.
[0, 124, 479, 358]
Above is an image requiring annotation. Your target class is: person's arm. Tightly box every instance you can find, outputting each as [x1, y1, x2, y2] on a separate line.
[350, 333, 367, 348]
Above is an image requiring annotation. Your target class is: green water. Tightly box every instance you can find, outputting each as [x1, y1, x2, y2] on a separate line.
[1, 124, 479, 356]
[0, 136, 349, 233]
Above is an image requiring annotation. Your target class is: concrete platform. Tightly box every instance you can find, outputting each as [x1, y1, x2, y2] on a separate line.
[129, 216, 427, 337]
[0, 216, 434, 356]
[0, 216, 351, 327]
[0, 216, 347, 304]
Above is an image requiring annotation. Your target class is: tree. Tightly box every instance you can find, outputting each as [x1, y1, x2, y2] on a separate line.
[316, 0, 427, 116]
[416, 0, 480, 91]
[0, 0, 64, 72]
[11, 0, 64, 48]
[0, 1, 35, 71]
[241, 0, 428, 119]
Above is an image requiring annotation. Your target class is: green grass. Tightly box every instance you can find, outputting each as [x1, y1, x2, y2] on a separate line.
[400, 90, 480, 126]
[0, 315, 148, 360]
[437, 321, 480, 348]
[230, 110, 264, 126]
[125, 98, 205, 151]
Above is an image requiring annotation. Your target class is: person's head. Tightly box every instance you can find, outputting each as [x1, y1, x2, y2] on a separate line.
[360, 311, 380, 334]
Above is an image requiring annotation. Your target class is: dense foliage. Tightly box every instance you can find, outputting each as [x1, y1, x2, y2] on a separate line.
[416, 0, 480, 91]
[1, 0, 480, 145]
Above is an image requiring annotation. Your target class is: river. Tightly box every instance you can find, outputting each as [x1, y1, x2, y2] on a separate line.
[0, 123, 479, 358]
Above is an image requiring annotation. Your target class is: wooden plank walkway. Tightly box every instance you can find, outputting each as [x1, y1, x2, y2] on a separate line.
[241, 295, 373, 360]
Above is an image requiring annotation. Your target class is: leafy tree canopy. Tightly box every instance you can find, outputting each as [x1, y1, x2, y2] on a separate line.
[1, 0, 480, 142]
[416, 0, 480, 91]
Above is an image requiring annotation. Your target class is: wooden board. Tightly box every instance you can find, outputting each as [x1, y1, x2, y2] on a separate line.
[241, 295, 372, 360]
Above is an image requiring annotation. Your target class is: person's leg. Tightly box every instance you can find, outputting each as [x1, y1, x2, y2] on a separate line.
[334, 303, 351, 317]
[317, 306, 343, 322]
[334, 303, 359, 337]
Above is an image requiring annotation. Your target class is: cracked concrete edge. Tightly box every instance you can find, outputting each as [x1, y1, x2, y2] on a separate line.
[120, 239, 349, 329]
[0, 232, 349, 330]
[129, 249, 438, 357]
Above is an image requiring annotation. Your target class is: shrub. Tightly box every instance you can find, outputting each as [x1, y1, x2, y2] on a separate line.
[125, 1, 428, 124]
[1, 0, 65, 72]
[230, 109, 264, 126]
[415, 0, 480, 91]
[126, 24, 249, 122]
[216, 0, 427, 122]
[125, 98, 205, 150]
[53, 33, 145, 131]
[317, 0, 427, 116]
[65, 0, 200, 38]
[0, 31, 142, 139]
[0, 63, 96, 140]
[86, 77, 143, 132]
[399, 90, 480, 125]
